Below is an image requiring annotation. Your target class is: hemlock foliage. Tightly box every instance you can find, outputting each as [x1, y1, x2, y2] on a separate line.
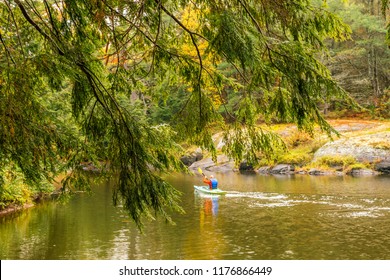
[0, 0, 364, 227]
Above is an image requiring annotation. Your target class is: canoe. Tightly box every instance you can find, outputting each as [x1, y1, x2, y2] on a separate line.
[194, 185, 227, 195]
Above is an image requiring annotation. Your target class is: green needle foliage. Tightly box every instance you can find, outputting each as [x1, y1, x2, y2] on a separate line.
[0, 0, 359, 227]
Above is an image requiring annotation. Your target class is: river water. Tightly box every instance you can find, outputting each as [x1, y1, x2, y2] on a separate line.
[1, 173, 390, 260]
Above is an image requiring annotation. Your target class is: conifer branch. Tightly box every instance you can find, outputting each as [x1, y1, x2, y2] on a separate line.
[155, 1, 205, 127]
[0, 32, 16, 66]
[14, 0, 65, 56]
[4, 0, 25, 58]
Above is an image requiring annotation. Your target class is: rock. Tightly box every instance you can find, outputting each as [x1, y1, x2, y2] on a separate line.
[308, 168, 320, 175]
[208, 162, 236, 173]
[314, 132, 390, 163]
[258, 166, 271, 174]
[81, 162, 100, 172]
[308, 168, 334, 176]
[270, 164, 295, 174]
[212, 132, 226, 150]
[180, 155, 194, 166]
[185, 126, 390, 176]
[239, 161, 255, 172]
[347, 168, 378, 176]
[189, 154, 235, 173]
[193, 151, 203, 161]
[375, 161, 390, 174]
[180, 151, 203, 166]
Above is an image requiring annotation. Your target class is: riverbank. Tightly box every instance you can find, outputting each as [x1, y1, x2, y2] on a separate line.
[0, 203, 35, 216]
[2, 119, 389, 216]
[0, 174, 64, 217]
[183, 119, 390, 176]
[0, 190, 62, 217]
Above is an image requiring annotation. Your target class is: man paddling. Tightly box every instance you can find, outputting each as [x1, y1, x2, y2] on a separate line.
[203, 174, 218, 190]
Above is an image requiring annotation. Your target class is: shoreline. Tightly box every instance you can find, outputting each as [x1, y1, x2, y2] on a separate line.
[0, 190, 62, 218]
[0, 203, 35, 217]
[184, 120, 390, 177]
[1, 167, 389, 217]
[189, 163, 386, 177]
[2, 120, 390, 217]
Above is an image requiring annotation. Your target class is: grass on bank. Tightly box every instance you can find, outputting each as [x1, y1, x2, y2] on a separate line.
[0, 166, 54, 211]
[255, 127, 375, 173]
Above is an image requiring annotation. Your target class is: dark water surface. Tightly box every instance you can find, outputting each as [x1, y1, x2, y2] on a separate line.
[1, 173, 390, 260]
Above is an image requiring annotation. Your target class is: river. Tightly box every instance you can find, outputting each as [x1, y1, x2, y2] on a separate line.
[1, 173, 390, 260]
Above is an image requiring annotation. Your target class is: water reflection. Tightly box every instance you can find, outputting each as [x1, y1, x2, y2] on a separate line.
[1, 173, 390, 259]
[192, 191, 226, 259]
[195, 192, 220, 217]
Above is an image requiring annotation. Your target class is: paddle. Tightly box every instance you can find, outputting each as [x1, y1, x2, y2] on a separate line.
[198, 167, 209, 189]
[198, 167, 205, 177]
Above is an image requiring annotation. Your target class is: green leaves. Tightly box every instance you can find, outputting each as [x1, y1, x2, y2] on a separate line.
[222, 124, 286, 166]
[207, 10, 255, 69]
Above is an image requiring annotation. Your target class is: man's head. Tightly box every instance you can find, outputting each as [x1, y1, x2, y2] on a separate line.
[210, 175, 214, 178]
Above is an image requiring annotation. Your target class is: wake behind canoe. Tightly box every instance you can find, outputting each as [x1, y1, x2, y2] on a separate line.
[194, 185, 227, 195]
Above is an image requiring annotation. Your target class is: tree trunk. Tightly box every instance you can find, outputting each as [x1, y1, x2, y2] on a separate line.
[368, 44, 381, 105]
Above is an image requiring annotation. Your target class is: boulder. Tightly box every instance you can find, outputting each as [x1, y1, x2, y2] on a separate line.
[270, 164, 295, 174]
[314, 132, 390, 163]
[347, 168, 378, 176]
[308, 168, 334, 176]
[239, 161, 255, 172]
[258, 166, 271, 174]
[189, 154, 235, 173]
[180, 151, 203, 166]
[207, 162, 236, 173]
[375, 161, 390, 174]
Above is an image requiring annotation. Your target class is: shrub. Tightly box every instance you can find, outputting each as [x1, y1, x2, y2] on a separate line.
[313, 155, 357, 168]
[0, 177, 32, 210]
[0, 165, 53, 210]
[344, 163, 370, 173]
[371, 141, 390, 150]
[285, 131, 313, 148]
[278, 151, 313, 166]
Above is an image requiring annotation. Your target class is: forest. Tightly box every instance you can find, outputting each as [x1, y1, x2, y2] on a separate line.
[0, 0, 389, 228]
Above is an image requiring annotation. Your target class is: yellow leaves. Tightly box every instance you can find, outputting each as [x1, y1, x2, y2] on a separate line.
[179, 5, 223, 109]
[181, 6, 203, 32]
[180, 7, 209, 59]
[0, 30, 13, 38]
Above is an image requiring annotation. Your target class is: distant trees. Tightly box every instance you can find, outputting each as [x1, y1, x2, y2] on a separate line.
[325, 0, 390, 116]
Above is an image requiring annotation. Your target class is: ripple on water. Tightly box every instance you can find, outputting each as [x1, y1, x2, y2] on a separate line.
[226, 192, 288, 200]
[225, 191, 390, 219]
[250, 201, 296, 208]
